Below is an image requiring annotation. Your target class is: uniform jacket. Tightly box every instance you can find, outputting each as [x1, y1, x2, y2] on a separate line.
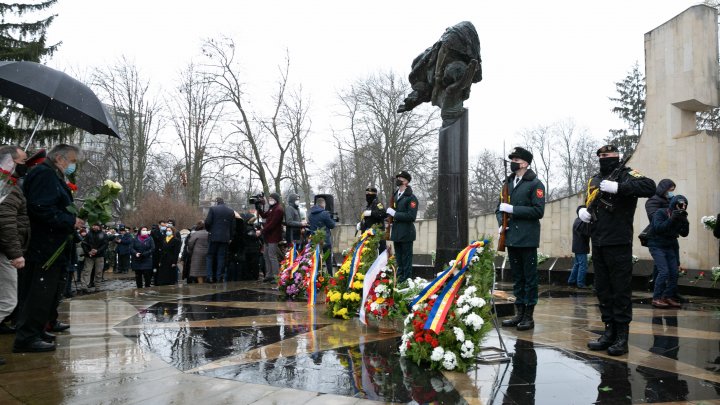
[648, 195, 689, 249]
[644, 179, 675, 222]
[587, 167, 656, 246]
[361, 197, 386, 232]
[309, 205, 336, 246]
[23, 160, 76, 266]
[259, 204, 284, 244]
[0, 185, 30, 260]
[205, 202, 236, 243]
[495, 169, 545, 248]
[82, 228, 109, 257]
[285, 203, 303, 242]
[572, 217, 590, 254]
[390, 186, 418, 243]
[130, 235, 155, 270]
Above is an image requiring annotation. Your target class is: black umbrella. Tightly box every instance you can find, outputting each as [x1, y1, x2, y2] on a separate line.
[0, 60, 121, 148]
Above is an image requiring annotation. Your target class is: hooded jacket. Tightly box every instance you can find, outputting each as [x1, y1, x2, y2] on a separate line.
[645, 179, 675, 222]
[648, 195, 689, 249]
[285, 193, 303, 243]
[309, 205, 335, 246]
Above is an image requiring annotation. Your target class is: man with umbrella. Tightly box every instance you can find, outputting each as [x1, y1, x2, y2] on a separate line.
[14, 144, 84, 353]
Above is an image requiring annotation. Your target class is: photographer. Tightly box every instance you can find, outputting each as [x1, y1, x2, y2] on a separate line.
[647, 195, 689, 309]
[309, 196, 336, 275]
[256, 193, 284, 282]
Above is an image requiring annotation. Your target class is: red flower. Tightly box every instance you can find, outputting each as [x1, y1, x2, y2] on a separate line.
[67, 182, 78, 191]
[415, 336, 424, 343]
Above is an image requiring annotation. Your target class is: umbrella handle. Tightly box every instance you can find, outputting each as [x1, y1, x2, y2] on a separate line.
[24, 104, 48, 152]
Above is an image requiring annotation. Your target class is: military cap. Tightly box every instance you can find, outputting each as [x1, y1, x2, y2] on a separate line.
[596, 144, 619, 156]
[365, 186, 378, 194]
[508, 146, 533, 165]
[396, 170, 412, 182]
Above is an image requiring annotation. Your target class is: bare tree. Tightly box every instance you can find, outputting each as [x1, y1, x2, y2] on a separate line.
[167, 62, 223, 206]
[283, 88, 313, 207]
[519, 124, 555, 199]
[93, 57, 163, 212]
[468, 149, 506, 213]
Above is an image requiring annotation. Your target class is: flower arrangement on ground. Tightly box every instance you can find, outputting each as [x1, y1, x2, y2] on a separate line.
[702, 215, 717, 230]
[399, 240, 494, 372]
[277, 230, 326, 300]
[326, 227, 383, 319]
[711, 266, 720, 288]
[364, 257, 403, 322]
[537, 252, 550, 264]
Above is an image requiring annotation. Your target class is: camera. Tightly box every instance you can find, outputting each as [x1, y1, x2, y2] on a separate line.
[248, 192, 265, 205]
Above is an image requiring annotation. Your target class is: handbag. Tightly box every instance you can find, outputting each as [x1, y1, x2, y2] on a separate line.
[638, 224, 652, 247]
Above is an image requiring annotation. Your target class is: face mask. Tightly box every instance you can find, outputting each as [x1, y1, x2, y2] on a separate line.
[268, 199, 277, 206]
[666, 191, 675, 199]
[366, 194, 375, 204]
[294, 200, 299, 206]
[510, 162, 521, 173]
[395, 179, 404, 187]
[64, 163, 76, 176]
[599, 157, 620, 175]
[166, 231, 173, 236]
[160, 226, 167, 231]
[13, 163, 27, 178]
[141, 230, 150, 236]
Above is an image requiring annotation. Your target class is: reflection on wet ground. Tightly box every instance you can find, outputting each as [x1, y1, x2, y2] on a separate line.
[1, 284, 719, 404]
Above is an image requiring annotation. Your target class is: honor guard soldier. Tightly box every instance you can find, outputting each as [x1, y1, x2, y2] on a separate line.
[358, 186, 387, 252]
[579, 144, 655, 356]
[386, 171, 418, 283]
[496, 147, 545, 331]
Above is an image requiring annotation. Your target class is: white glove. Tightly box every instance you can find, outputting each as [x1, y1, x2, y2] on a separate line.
[363, 210, 371, 217]
[386, 207, 396, 217]
[499, 203, 513, 214]
[578, 208, 592, 223]
[599, 180, 619, 194]
[356, 222, 361, 231]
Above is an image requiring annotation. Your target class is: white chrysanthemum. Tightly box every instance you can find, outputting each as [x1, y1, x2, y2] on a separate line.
[430, 346, 445, 361]
[453, 327, 465, 342]
[412, 304, 421, 311]
[408, 278, 416, 289]
[399, 344, 407, 356]
[457, 304, 471, 315]
[465, 286, 477, 295]
[375, 284, 387, 294]
[471, 255, 479, 263]
[461, 340, 475, 358]
[442, 351, 458, 370]
[370, 302, 379, 312]
[469, 297, 486, 308]
[457, 295, 466, 306]
[464, 313, 485, 330]
[404, 314, 412, 326]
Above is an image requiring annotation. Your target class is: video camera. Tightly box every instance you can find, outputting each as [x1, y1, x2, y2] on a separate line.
[314, 194, 340, 223]
[248, 192, 265, 206]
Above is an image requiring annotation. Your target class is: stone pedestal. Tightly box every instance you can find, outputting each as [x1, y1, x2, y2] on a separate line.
[435, 109, 469, 272]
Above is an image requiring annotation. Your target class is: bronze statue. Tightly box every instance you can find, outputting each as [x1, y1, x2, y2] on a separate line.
[397, 21, 481, 126]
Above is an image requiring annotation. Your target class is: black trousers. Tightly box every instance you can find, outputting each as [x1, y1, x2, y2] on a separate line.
[134, 269, 153, 288]
[592, 244, 633, 325]
[118, 254, 130, 273]
[15, 261, 64, 345]
[394, 241, 413, 283]
[507, 246, 539, 306]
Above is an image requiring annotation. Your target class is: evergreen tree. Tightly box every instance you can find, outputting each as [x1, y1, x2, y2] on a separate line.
[0, 0, 61, 142]
[607, 62, 646, 156]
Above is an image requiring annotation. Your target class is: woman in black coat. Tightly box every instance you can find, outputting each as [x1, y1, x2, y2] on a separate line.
[130, 226, 155, 288]
[157, 226, 182, 286]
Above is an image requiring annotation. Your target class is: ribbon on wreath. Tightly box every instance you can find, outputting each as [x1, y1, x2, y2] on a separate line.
[307, 244, 323, 306]
[346, 228, 376, 289]
[408, 240, 488, 333]
[290, 244, 310, 275]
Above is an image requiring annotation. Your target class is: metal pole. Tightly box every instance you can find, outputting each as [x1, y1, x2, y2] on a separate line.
[24, 103, 48, 151]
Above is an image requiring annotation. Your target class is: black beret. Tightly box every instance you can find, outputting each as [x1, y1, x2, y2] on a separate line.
[365, 187, 378, 194]
[396, 170, 412, 182]
[508, 147, 533, 165]
[596, 144, 619, 156]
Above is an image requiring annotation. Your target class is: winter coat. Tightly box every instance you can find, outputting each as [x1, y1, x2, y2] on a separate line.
[115, 232, 133, 255]
[572, 217, 590, 254]
[648, 195, 689, 249]
[228, 217, 246, 261]
[205, 202, 236, 243]
[390, 186, 418, 243]
[23, 160, 76, 266]
[0, 185, 30, 260]
[130, 235, 155, 270]
[285, 201, 303, 243]
[495, 169, 545, 248]
[187, 229, 209, 278]
[81, 229, 109, 257]
[309, 205, 336, 246]
[157, 235, 182, 285]
[645, 179, 675, 221]
[259, 204, 284, 244]
[361, 197, 386, 232]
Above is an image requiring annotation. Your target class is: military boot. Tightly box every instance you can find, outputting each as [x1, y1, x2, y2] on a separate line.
[516, 305, 535, 331]
[587, 322, 615, 351]
[501, 304, 525, 327]
[607, 323, 629, 356]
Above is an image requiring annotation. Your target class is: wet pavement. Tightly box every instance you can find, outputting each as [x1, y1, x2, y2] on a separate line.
[0, 281, 718, 404]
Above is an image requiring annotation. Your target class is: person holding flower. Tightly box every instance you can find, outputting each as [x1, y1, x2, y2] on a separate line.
[157, 226, 182, 285]
[130, 226, 155, 288]
[15, 144, 84, 353]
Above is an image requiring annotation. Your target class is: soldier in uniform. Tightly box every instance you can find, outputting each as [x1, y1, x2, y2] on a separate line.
[386, 171, 418, 283]
[579, 145, 655, 356]
[358, 186, 387, 252]
[496, 147, 545, 331]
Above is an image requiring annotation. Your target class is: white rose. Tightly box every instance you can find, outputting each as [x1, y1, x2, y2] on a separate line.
[430, 346, 445, 361]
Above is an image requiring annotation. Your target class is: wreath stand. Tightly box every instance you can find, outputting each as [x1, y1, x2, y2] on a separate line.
[476, 256, 512, 364]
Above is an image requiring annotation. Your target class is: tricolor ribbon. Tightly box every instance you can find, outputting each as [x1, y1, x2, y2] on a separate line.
[290, 244, 310, 275]
[347, 228, 376, 289]
[307, 245, 322, 306]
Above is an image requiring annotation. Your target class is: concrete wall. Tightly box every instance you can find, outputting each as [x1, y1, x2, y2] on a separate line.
[335, 5, 720, 270]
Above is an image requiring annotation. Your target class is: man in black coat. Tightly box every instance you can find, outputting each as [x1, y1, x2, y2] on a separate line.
[579, 145, 655, 356]
[205, 197, 236, 282]
[358, 186, 387, 252]
[387, 171, 418, 283]
[15, 144, 84, 353]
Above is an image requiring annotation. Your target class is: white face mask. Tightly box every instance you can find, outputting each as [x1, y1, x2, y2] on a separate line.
[141, 230, 150, 236]
[166, 231, 173, 236]
[268, 199, 277, 206]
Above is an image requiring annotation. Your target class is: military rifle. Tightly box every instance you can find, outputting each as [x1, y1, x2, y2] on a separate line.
[385, 193, 395, 241]
[498, 159, 509, 252]
[587, 155, 631, 222]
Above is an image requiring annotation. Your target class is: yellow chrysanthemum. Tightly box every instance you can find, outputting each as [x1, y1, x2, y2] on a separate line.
[329, 291, 342, 302]
[343, 292, 351, 300]
[356, 273, 365, 281]
[350, 292, 361, 301]
[334, 307, 349, 319]
[352, 280, 363, 290]
[375, 297, 385, 304]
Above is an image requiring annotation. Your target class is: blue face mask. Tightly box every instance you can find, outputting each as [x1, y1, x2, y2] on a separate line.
[666, 191, 675, 199]
[64, 163, 76, 176]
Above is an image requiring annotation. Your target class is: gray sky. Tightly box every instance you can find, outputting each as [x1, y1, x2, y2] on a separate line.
[45, 0, 701, 169]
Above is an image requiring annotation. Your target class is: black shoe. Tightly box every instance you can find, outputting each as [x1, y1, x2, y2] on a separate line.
[607, 324, 629, 356]
[588, 323, 616, 351]
[263, 276, 275, 283]
[51, 321, 70, 332]
[41, 331, 56, 342]
[516, 305, 535, 331]
[13, 339, 56, 353]
[501, 304, 525, 327]
[0, 322, 16, 334]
